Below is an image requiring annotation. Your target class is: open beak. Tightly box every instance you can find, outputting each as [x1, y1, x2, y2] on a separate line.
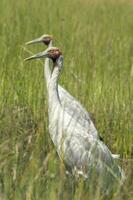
[25, 37, 43, 45]
[24, 50, 49, 61]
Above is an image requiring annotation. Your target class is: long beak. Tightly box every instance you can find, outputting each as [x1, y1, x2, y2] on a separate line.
[25, 37, 43, 45]
[24, 50, 48, 61]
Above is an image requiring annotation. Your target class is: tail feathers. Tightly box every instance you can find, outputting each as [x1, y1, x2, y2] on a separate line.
[112, 154, 120, 159]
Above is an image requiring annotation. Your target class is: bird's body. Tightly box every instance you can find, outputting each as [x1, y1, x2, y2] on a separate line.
[47, 55, 123, 182]
[25, 47, 124, 190]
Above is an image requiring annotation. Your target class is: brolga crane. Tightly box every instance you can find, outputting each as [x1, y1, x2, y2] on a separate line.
[25, 34, 119, 159]
[25, 47, 124, 191]
[25, 35, 99, 139]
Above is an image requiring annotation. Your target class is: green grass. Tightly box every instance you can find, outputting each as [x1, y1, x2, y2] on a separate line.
[0, 0, 133, 199]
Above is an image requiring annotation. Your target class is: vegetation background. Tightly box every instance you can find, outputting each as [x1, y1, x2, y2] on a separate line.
[0, 0, 133, 199]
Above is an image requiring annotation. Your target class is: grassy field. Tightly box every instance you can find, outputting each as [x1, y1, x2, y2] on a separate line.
[0, 0, 133, 199]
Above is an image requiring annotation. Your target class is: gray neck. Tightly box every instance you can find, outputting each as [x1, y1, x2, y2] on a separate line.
[44, 40, 53, 88]
[48, 56, 63, 107]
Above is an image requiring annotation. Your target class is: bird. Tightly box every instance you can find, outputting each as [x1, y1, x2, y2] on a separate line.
[25, 46, 125, 191]
[25, 34, 120, 159]
[25, 34, 99, 139]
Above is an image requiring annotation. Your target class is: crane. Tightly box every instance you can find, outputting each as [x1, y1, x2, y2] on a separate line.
[25, 34, 119, 159]
[25, 47, 125, 190]
[26, 34, 99, 139]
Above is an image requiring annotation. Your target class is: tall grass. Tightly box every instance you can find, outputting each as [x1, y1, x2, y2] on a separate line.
[0, 0, 133, 199]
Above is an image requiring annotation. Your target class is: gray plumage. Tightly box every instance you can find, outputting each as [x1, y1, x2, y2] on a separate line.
[25, 47, 125, 191]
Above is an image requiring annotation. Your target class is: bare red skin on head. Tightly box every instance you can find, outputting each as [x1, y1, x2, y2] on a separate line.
[43, 36, 53, 46]
[48, 49, 62, 62]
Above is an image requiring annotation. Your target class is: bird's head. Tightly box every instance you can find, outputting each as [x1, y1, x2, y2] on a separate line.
[24, 47, 62, 63]
[25, 34, 53, 46]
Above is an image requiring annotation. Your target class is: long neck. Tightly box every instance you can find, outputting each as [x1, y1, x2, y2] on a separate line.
[44, 40, 53, 88]
[48, 61, 61, 108]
